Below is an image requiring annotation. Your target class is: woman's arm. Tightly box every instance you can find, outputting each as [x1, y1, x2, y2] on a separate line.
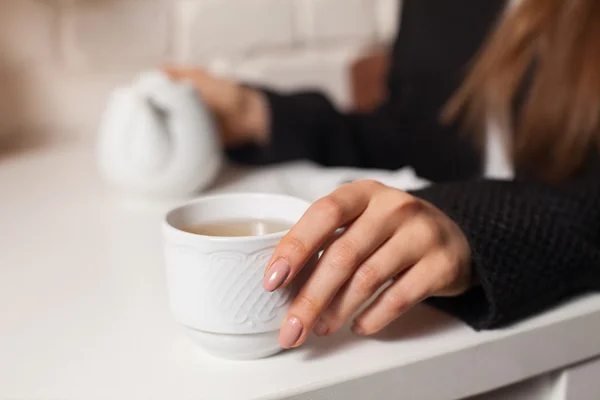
[412, 173, 600, 329]
[261, 172, 600, 349]
[168, 0, 504, 179]
[226, 90, 424, 170]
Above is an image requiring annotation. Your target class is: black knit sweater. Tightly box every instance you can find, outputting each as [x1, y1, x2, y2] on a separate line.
[227, 0, 600, 330]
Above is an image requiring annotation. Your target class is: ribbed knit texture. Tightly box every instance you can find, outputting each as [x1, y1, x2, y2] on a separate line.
[413, 177, 600, 329]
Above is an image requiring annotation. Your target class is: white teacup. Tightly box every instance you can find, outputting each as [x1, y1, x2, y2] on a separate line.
[163, 193, 314, 360]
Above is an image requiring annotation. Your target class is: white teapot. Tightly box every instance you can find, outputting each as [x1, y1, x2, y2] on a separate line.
[97, 69, 223, 200]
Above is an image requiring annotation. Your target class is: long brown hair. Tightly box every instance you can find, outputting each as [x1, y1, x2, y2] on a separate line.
[443, 0, 600, 180]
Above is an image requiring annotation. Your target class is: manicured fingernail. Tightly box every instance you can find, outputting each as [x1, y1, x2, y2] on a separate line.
[351, 322, 366, 336]
[279, 317, 303, 349]
[263, 259, 290, 292]
[313, 319, 329, 336]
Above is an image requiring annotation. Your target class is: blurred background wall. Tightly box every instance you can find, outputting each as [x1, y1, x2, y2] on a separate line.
[0, 0, 399, 152]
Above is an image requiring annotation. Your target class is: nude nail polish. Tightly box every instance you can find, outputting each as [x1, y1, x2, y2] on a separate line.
[263, 259, 290, 292]
[279, 317, 303, 349]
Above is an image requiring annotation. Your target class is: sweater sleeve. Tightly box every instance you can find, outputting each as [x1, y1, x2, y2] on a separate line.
[227, 91, 415, 170]
[226, 90, 481, 181]
[410, 174, 600, 330]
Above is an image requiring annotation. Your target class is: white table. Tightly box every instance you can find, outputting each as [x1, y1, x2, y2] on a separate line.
[1, 144, 600, 400]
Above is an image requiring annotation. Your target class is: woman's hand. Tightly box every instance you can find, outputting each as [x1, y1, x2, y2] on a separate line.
[162, 66, 269, 146]
[263, 180, 473, 349]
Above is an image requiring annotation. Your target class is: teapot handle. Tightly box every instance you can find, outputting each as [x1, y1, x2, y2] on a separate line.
[133, 69, 201, 112]
[131, 69, 223, 195]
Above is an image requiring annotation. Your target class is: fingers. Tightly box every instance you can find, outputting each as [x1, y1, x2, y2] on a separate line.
[352, 249, 466, 335]
[314, 223, 424, 336]
[314, 200, 468, 336]
[161, 65, 270, 146]
[271, 181, 472, 347]
[284, 200, 401, 344]
[162, 65, 205, 81]
[263, 182, 376, 293]
[161, 65, 235, 112]
[350, 258, 433, 335]
[312, 199, 446, 335]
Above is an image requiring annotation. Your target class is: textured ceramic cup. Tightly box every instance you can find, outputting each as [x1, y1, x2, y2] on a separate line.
[163, 193, 313, 360]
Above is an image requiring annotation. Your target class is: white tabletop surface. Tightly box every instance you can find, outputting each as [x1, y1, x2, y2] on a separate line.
[1, 144, 600, 400]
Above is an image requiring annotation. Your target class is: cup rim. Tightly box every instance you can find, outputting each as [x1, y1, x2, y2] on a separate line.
[163, 192, 310, 243]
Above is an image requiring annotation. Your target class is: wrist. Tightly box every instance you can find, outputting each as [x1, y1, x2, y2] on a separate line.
[225, 85, 270, 146]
